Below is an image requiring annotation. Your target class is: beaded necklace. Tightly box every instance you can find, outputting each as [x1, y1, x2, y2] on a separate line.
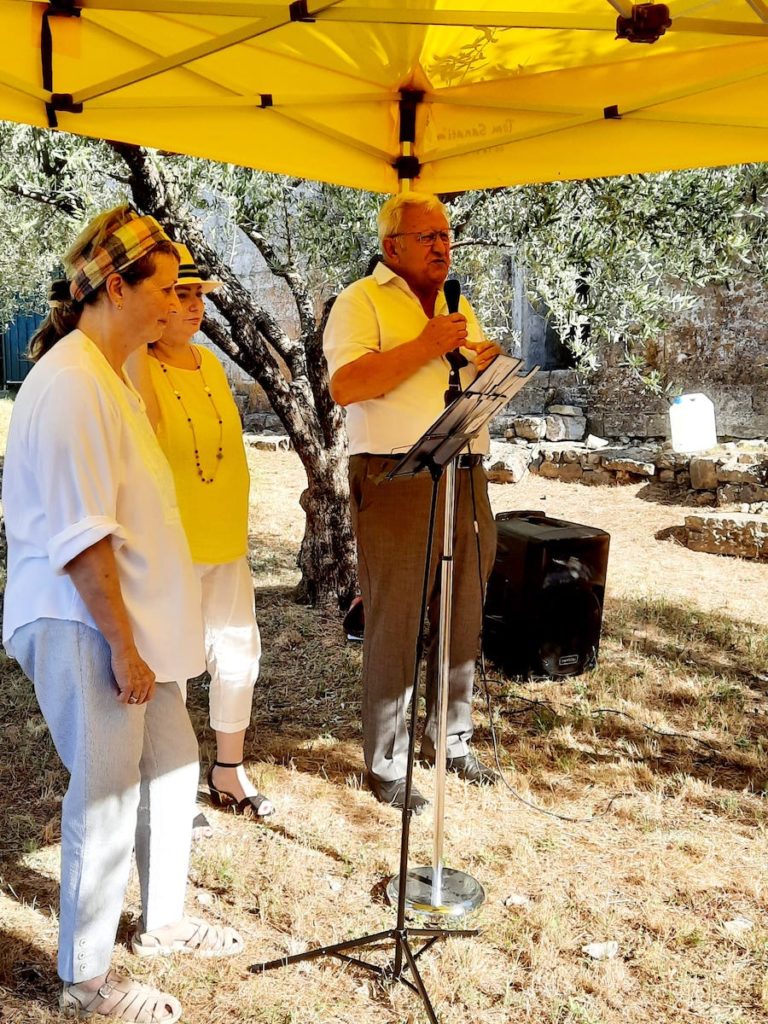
[155, 347, 224, 485]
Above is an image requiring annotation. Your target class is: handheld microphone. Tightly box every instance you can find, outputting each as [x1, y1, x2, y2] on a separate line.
[443, 278, 467, 406]
[444, 277, 461, 315]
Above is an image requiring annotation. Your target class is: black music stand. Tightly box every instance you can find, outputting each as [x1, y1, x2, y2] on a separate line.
[250, 354, 538, 1023]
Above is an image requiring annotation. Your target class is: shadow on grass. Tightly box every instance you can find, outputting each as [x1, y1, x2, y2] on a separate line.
[0, 929, 59, 1009]
[0, 860, 59, 918]
[482, 595, 767, 799]
[606, 595, 768, 686]
[2, 586, 766, 970]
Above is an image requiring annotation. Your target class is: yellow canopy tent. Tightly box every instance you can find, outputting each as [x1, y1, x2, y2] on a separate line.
[2, 1, 768, 194]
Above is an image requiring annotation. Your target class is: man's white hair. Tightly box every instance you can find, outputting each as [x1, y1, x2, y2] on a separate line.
[377, 192, 448, 247]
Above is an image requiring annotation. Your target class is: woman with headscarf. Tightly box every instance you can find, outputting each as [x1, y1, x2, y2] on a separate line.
[3, 206, 242, 1023]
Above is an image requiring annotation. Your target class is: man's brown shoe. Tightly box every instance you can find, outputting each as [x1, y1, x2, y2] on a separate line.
[446, 751, 498, 785]
[367, 774, 429, 814]
[421, 750, 498, 786]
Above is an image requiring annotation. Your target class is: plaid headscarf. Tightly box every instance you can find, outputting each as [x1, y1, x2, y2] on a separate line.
[69, 212, 172, 302]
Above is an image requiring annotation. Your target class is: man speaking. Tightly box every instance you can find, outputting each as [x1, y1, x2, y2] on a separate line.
[323, 192, 501, 812]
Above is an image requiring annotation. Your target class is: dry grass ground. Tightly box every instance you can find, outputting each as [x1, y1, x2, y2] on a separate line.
[1, 399, 767, 1024]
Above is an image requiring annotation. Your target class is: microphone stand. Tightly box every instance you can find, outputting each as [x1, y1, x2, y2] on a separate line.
[250, 450, 478, 1024]
[385, 349, 484, 917]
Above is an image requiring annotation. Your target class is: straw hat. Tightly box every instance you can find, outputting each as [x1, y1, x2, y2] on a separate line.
[174, 242, 222, 293]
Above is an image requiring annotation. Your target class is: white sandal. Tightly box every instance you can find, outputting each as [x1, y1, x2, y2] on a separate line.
[60, 971, 181, 1022]
[131, 916, 243, 959]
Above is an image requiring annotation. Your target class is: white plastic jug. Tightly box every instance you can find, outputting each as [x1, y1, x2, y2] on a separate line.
[669, 393, 717, 453]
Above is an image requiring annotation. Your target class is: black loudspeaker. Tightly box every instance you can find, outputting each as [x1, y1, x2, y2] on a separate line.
[483, 510, 610, 679]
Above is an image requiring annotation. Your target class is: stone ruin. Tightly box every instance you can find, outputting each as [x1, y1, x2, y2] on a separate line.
[684, 511, 768, 561]
[486, 389, 768, 562]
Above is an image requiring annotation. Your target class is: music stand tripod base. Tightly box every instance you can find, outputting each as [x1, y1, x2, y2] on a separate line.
[387, 866, 485, 917]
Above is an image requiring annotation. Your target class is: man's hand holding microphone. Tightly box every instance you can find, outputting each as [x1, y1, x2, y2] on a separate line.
[419, 279, 502, 373]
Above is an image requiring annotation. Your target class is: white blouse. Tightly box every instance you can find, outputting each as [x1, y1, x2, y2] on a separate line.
[3, 330, 205, 683]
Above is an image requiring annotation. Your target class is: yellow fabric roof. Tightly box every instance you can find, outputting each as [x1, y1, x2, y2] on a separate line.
[3, 1, 768, 193]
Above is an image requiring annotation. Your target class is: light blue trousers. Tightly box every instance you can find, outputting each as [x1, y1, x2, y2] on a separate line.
[8, 619, 199, 983]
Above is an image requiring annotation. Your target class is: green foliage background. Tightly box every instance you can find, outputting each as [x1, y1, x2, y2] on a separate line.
[2, 122, 768, 394]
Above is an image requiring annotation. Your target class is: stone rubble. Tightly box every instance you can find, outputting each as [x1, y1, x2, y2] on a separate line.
[243, 432, 291, 451]
[240, 385, 768, 563]
[483, 433, 768, 562]
[684, 511, 768, 561]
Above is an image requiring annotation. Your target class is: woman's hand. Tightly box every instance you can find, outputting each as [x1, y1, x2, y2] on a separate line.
[112, 645, 156, 705]
[65, 537, 157, 706]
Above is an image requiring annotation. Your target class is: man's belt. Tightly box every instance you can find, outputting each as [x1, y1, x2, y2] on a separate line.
[366, 452, 484, 469]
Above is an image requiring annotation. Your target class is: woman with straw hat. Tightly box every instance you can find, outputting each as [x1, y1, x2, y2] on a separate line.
[129, 242, 274, 834]
[3, 207, 243, 1023]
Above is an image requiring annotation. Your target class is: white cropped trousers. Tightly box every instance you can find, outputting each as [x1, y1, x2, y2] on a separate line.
[178, 558, 262, 734]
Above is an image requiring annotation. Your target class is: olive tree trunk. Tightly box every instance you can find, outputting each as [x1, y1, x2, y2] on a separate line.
[112, 142, 357, 609]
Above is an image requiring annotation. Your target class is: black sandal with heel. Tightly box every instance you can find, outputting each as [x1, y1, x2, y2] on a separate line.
[207, 760, 274, 818]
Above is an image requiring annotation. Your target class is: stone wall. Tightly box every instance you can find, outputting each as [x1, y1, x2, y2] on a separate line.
[585, 368, 768, 441]
[493, 370, 588, 428]
[683, 512, 768, 561]
[480, 270, 766, 442]
[486, 438, 768, 513]
[583, 278, 768, 441]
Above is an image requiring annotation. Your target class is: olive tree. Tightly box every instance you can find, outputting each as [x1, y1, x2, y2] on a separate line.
[2, 122, 768, 604]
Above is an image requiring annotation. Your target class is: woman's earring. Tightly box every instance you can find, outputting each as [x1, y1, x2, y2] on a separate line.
[117, 303, 123, 311]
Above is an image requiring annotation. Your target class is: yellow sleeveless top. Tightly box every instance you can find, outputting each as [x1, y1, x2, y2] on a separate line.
[148, 345, 249, 563]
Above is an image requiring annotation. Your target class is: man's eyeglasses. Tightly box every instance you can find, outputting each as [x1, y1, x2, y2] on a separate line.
[388, 230, 453, 247]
